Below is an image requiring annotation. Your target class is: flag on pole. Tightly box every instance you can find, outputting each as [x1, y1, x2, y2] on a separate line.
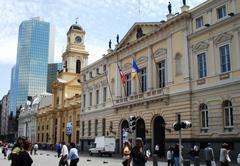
[117, 64, 127, 85]
[131, 59, 140, 80]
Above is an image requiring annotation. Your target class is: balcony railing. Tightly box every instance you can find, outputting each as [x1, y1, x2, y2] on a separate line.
[114, 87, 169, 108]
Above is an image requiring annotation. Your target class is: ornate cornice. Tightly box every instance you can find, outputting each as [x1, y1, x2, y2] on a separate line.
[153, 48, 167, 58]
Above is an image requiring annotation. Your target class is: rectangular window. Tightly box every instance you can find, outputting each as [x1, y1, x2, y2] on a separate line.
[83, 94, 86, 107]
[95, 119, 98, 136]
[103, 87, 107, 102]
[89, 92, 92, 106]
[225, 107, 233, 127]
[96, 68, 99, 74]
[102, 118, 106, 136]
[82, 121, 85, 136]
[96, 90, 99, 104]
[217, 5, 226, 19]
[88, 120, 91, 136]
[196, 16, 203, 29]
[140, 68, 147, 92]
[158, 61, 165, 88]
[197, 53, 207, 78]
[89, 71, 93, 78]
[103, 64, 106, 72]
[220, 45, 231, 73]
[126, 73, 131, 96]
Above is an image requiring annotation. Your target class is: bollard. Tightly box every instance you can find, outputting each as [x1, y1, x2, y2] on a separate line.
[152, 154, 158, 166]
[183, 159, 190, 166]
[194, 156, 200, 166]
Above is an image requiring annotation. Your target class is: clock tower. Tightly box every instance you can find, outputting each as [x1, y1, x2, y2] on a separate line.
[62, 23, 89, 75]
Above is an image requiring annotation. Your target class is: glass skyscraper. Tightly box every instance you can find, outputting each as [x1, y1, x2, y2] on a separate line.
[9, 17, 55, 116]
[47, 63, 62, 93]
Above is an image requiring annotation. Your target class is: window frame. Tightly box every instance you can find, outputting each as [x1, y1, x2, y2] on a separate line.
[200, 104, 209, 129]
[158, 60, 166, 88]
[223, 100, 234, 128]
[219, 44, 231, 73]
[197, 52, 207, 79]
[140, 68, 147, 92]
[196, 16, 204, 29]
[217, 5, 227, 20]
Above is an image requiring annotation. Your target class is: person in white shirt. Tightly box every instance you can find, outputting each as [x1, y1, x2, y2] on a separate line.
[68, 142, 79, 166]
[59, 141, 69, 166]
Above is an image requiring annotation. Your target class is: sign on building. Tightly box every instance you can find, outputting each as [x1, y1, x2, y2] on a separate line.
[66, 122, 72, 135]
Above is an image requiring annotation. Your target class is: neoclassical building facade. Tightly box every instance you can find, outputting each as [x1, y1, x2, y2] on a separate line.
[36, 24, 88, 145]
[79, 0, 240, 159]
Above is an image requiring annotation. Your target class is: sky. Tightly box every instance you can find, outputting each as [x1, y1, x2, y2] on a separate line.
[0, 0, 205, 99]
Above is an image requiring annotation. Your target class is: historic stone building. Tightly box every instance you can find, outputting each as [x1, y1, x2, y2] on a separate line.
[18, 93, 52, 143]
[80, 0, 240, 159]
[36, 23, 88, 145]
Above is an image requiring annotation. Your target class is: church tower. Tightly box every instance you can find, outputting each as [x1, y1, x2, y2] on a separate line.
[61, 23, 89, 79]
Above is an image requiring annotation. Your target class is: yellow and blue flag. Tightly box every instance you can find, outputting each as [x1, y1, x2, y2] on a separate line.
[131, 60, 140, 80]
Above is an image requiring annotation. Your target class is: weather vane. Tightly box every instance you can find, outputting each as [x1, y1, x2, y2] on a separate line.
[75, 17, 79, 24]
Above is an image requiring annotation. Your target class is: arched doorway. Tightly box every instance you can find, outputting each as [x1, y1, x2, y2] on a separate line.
[153, 116, 165, 157]
[136, 118, 146, 144]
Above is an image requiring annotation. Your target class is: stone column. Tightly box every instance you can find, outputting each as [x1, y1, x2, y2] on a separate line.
[183, 30, 190, 79]
[115, 63, 120, 97]
[234, 30, 240, 69]
[147, 46, 153, 90]
[167, 35, 173, 84]
[209, 38, 216, 76]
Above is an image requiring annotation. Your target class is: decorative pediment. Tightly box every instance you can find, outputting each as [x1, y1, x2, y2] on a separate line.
[136, 56, 148, 64]
[153, 48, 167, 58]
[116, 22, 162, 50]
[192, 41, 209, 53]
[213, 33, 233, 45]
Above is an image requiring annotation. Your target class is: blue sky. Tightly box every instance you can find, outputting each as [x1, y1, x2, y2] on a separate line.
[0, 0, 204, 99]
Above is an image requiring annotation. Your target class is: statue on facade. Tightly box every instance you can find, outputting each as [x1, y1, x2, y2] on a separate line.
[109, 40, 112, 49]
[168, 2, 172, 14]
[183, 0, 186, 6]
[116, 34, 119, 44]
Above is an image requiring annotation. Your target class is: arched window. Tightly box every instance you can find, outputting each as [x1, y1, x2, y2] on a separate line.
[175, 53, 182, 76]
[200, 104, 208, 128]
[223, 100, 233, 127]
[102, 118, 106, 136]
[76, 60, 81, 74]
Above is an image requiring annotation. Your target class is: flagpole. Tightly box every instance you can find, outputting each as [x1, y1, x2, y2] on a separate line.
[104, 70, 114, 106]
[131, 56, 143, 93]
[117, 63, 127, 97]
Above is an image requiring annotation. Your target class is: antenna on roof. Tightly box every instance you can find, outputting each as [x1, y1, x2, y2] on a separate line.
[75, 17, 79, 24]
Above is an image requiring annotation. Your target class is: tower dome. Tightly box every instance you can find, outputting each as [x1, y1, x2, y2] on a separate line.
[68, 24, 83, 32]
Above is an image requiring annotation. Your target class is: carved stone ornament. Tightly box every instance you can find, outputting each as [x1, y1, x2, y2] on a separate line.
[153, 48, 167, 58]
[192, 41, 209, 53]
[213, 33, 233, 45]
[123, 63, 131, 71]
[93, 83, 100, 89]
[136, 56, 148, 64]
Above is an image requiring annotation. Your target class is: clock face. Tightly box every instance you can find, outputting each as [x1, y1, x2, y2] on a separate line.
[75, 36, 82, 43]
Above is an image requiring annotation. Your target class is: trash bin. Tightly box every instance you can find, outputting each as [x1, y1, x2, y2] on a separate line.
[194, 156, 200, 166]
[183, 159, 191, 166]
[152, 154, 158, 166]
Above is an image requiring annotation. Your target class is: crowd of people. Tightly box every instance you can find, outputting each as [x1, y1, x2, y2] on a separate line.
[1, 137, 240, 166]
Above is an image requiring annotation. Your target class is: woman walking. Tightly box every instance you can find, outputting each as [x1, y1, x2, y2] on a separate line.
[68, 142, 79, 166]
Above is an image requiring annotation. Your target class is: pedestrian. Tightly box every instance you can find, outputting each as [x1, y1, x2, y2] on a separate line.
[173, 144, 180, 166]
[57, 142, 62, 158]
[131, 137, 148, 166]
[204, 143, 215, 166]
[8, 136, 25, 166]
[33, 143, 38, 155]
[18, 139, 33, 166]
[2, 143, 8, 159]
[68, 142, 79, 166]
[59, 141, 69, 166]
[122, 141, 131, 166]
[219, 143, 231, 166]
[167, 146, 174, 166]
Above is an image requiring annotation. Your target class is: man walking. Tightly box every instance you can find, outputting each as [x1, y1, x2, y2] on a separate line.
[59, 141, 69, 166]
[204, 143, 214, 166]
[131, 137, 148, 166]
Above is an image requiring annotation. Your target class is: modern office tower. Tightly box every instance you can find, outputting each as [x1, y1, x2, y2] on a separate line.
[9, 17, 55, 116]
[47, 63, 62, 93]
